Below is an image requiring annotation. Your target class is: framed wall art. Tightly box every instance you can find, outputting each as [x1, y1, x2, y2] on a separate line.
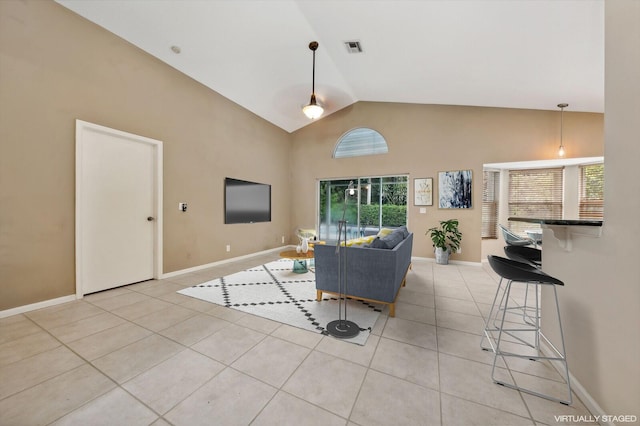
[414, 178, 433, 206]
[438, 170, 472, 209]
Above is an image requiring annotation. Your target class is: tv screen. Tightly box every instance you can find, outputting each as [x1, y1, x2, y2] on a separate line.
[224, 178, 271, 224]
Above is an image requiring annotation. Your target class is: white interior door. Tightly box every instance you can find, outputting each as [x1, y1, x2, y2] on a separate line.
[76, 120, 162, 295]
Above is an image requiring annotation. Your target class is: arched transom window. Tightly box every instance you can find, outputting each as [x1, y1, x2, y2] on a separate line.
[333, 128, 389, 158]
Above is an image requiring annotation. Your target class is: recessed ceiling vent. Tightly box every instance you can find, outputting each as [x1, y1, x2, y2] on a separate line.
[344, 41, 363, 54]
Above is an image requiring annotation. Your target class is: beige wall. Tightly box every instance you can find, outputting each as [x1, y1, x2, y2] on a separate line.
[290, 102, 603, 261]
[2, 0, 636, 418]
[541, 0, 640, 418]
[0, 0, 291, 310]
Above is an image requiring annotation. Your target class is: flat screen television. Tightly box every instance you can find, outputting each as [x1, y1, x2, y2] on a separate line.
[224, 177, 271, 224]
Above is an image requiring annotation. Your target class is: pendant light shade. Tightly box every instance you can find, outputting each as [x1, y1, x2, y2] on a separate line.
[557, 103, 568, 157]
[303, 41, 324, 120]
[303, 95, 323, 120]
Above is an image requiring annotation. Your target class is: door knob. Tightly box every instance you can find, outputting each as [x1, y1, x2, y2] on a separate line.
[147, 216, 155, 221]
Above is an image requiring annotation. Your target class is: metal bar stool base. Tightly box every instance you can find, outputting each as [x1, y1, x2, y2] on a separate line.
[482, 256, 573, 406]
[485, 326, 573, 405]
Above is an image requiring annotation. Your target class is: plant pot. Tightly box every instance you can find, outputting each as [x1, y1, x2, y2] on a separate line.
[435, 247, 450, 265]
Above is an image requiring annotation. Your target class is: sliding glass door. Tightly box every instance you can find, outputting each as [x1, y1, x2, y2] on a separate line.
[318, 176, 407, 242]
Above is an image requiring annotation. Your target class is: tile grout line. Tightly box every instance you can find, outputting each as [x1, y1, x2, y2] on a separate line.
[2, 256, 592, 425]
[461, 263, 538, 424]
[15, 276, 249, 423]
[16, 310, 172, 425]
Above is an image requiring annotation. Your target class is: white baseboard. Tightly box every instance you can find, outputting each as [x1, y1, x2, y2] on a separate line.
[412, 256, 482, 267]
[161, 245, 291, 278]
[540, 340, 611, 426]
[0, 295, 78, 319]
[2, 246, 291, 318]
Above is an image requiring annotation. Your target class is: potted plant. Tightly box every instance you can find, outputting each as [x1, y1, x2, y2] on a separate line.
[426, 219, 462, 264]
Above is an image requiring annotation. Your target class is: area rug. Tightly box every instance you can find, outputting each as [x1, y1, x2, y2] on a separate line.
[177, 259, 382, 345]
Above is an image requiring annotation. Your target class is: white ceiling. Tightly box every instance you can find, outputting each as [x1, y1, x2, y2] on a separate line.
[56, 0, 604, 133]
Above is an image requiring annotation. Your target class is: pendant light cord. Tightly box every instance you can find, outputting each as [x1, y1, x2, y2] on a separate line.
[557, 103, 568, 156]
[312, 48, 316, 96]
[560, 106, 564, 147]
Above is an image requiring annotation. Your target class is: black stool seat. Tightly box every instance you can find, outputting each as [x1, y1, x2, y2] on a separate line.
[503, 245, 542, 269]
[489, 255, 559, 285]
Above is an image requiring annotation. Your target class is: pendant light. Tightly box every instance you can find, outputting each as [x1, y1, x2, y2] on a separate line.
[557, 103, 568, 157]
[302, 41, 324, 120]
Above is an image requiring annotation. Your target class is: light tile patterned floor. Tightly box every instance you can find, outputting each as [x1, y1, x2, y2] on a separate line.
[0, 254, 596, 425]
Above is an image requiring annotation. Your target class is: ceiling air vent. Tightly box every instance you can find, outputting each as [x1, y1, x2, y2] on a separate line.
[344, 41, 363, 54]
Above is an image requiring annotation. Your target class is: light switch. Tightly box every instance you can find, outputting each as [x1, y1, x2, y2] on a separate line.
[420, 207, 427, 214]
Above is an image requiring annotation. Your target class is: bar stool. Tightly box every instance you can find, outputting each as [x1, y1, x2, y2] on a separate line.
[482, 255, 572, 405]
[503, 245, 542, 326]
[499, 224, 535, 247]
[503, 245, 541, 269]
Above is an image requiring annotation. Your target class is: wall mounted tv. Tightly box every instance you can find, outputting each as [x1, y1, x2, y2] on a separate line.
[224, 177, 272, 224]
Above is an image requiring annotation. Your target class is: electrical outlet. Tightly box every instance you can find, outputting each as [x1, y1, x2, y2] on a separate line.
[281, 236, 285, 244]
[456, 247, 462, 254]
[178, 202, 187, 212]
[226, 245, 231, 252]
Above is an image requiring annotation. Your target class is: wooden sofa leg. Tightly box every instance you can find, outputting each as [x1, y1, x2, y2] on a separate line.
[402, 263, 411, 287]
[316, 290, 322, 301]
[389, 303, 395, 317]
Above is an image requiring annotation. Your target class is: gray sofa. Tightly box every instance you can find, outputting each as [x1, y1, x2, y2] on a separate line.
[314, 228, 413, 317]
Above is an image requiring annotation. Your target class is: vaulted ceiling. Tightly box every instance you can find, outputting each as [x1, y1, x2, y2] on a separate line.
[56, 0, 604, 133]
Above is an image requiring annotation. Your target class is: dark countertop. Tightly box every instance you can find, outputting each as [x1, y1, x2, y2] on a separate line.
[508, 217, 603, 227]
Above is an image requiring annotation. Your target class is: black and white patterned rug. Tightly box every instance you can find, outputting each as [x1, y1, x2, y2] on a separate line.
[177, 259, 382, 345]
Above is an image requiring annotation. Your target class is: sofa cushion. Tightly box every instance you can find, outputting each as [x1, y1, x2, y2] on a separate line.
[370, 229, 405, 249]
[368, 237, 385, 249]
[396, 225, 409, 239]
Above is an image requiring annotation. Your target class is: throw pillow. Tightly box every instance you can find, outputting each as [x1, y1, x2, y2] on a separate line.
[370, 230, 405, 249]
[377, 228, 394, 238]
[369, 237, 387, 249]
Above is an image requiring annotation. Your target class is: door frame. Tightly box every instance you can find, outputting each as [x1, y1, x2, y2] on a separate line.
[75, 119, 163, 298]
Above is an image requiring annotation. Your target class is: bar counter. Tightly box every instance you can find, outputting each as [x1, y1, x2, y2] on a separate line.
[508, 217, 603, 251]
[508, 217, 603, 227]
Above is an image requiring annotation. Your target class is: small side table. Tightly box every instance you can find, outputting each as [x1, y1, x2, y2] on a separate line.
[279, 250, 315, 273]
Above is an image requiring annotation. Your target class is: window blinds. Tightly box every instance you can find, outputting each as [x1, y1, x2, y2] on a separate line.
[482, 171, 500, 238]
[579, 164, 604, 219]
[508, 168, 564, 236]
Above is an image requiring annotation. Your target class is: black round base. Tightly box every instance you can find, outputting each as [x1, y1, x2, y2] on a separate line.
[326, 319, 360, 339]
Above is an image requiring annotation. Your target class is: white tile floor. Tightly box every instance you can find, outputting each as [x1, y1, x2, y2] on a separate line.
[0, 254, 596, 425]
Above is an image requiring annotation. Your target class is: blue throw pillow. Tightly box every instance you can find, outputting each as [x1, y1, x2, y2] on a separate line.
[397, 225, 409, 239]
[369, 237, 387, 249]
[370, 230, 403, 249]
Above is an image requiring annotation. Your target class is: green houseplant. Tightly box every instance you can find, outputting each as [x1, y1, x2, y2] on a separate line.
[426, 219, 462, 264]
